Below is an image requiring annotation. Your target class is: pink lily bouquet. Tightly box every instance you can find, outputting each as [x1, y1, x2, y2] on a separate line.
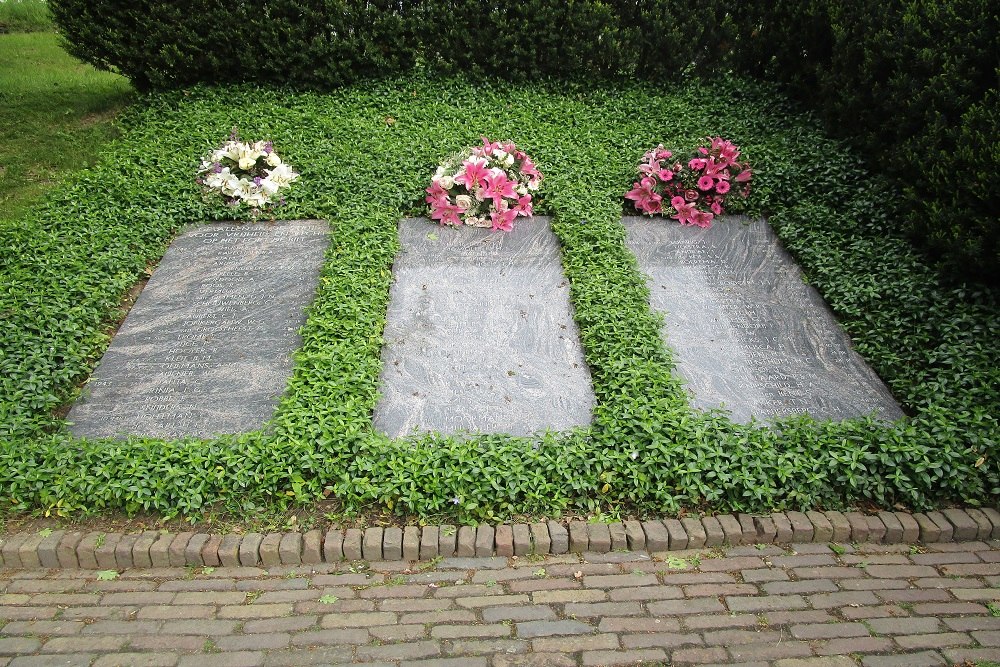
[625, 137, 752, 228]
[425, 137, 542, 232]
[196, 130, 299, 216]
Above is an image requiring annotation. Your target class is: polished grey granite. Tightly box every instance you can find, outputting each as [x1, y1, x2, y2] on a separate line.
[623, 216, 904, 423]
[68, 220, 328, 439]
[373, 217, 594, 437]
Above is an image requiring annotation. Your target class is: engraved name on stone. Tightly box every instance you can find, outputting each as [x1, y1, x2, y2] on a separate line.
[67, 220, 328, 439]
[623, 216, 904, 423]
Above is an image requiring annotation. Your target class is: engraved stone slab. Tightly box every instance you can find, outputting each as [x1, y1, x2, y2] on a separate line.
[68, 220, 328, 439]
[374, 217, 594, 437]
[623, 216, 904, 423]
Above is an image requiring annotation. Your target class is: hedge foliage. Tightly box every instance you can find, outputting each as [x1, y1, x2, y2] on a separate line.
[729, 0, 1000, 284]
[1, 75, 997, 522]
[49, 0, 998, 283]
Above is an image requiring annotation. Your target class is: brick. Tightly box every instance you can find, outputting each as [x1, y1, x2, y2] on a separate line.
[342, 528, 363, 560]
[456, 526, 476, 557]
[843, 512, 868, 542]
[473, 524, 494, 558]
[183, 533, 208, 566]
[431, 623, 509, 639]
[532, 589, 606, 604]
[895, 632, 975, 649]
[74, 532, 101, 570]
[546, 521, 568, 554]
[438, 524, 457, 557]
[113, 533, 139, 568]
[301, 530, 322, 564]
[810, 590, 880, 609]
[32, 530, 63, 568]
[979, 507, 1000, 538]
[778, 658, 860, 667]
[663, 519, 688, 550]
[176, 653, 265, 667]
[482, 606, 556, 623]
[201, 535, 222, 567]
[590, 523, 614, 553]
[699, 555, 765, 572]
[824, 511, 851, 542]
[322, 528, 343, 562]
[583, 648, 666, 666]
[729, 640, 813, 661]
[941, 509, 978, 541]
[355, 639, 440, 661]
[962, 508, 993, 541]
[236, 533, 261, 567]
[816, 637, 895, 656]
[913, 513, 941, 542]
[772, 512, 794, 543]
[736, 513, 757, 544]
[565, 601, 642, 617]
[805, 511, 833, 542]
[727, 594, 808, 612]
[648, 598, 725, 615]
[913, 602, 989, 615]
[246, 533, 272, 568]
[790, 622, 870, 639]
[861, 651, 947, 666]
[681, 518, 707, 549]
[512, 523, 532, 556]
[926, 511, 954, 542]
[865, 515, 887, 543]
[96, 533, 123, 569]
[716, 514, 743, 545]
[529, 522, 550, 555]
[377, 526, 401, 561]
[215, 534, 240, 568]
[42, 635, 127, 652]
[763, 579, 837, 595]
[672, 646, 728, 665]
[682, 614, 757, 630]
[867, 617, 942, 635]
[92, 653, 179, 667]
[131, 531, 159, 568]
[875, 512, 903, 543]
[495, 524, 514, 557]
[568, 521, 588, 553]
[531, 633, 619, 653]
[277, 532, 301, 565]
[0, 534, 29, 568]
[639, 520, 668, 551]
[893, 512, 919, 542]
[149, 532, 173, 568]
[361, 527, 383, 561]
[54, 531, 84, 569]
[753, 515, 777, 543]
[783, 512, 812, 542]
[166, 532, 192, 567]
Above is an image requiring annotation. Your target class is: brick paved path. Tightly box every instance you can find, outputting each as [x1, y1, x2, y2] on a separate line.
[1, 540, 998, 666]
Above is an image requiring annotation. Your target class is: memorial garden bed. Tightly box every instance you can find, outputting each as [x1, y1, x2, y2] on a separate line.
[0, 74, 997, 523]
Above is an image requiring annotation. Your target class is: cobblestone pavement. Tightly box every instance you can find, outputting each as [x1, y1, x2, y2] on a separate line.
[1, 540, 998, 667]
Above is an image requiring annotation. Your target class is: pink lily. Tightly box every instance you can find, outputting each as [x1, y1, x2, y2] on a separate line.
[490, 207, 518, 232]
[482, 168, 517, 208]
[513, 194, 533, 217]
[625, 177, 663, 214]
[454, 157, 489, 190]
[425, 181, 449, 206]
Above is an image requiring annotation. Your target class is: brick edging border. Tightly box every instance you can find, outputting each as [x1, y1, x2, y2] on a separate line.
[1, 508, 998, 570]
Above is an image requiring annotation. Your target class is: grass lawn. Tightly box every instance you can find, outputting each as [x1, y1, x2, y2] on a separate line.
[0, 29, 132, 225]
[0, 63, 997, 524]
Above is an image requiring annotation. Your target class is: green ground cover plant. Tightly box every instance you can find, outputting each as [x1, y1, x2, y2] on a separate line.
[1, 75, 997, 522]
[0, 30, 132, 225]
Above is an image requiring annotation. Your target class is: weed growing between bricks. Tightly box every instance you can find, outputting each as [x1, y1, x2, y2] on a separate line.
[0, 75, 997, 522]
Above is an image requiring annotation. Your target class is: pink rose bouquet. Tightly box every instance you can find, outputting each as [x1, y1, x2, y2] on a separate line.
[625, 137, 751, 228]
[425, 137, 542, 232]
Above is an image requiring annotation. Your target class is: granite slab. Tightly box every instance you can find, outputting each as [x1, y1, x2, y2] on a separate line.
[68, 220, 328, 439]
[373, 217, 594, 437]
[623, 216, 904, 423]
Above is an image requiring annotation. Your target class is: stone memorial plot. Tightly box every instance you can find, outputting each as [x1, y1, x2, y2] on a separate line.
[624, 216, 904, 423]
[68, 220, 328, 439]
[374, 218, 594, 437]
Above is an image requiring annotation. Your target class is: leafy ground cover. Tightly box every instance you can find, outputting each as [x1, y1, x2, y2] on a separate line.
[1, 75, 997, 523]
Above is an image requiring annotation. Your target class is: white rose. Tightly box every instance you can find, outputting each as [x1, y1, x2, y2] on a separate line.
[517, 184, 528, 196]
[439, 175, 454, 190]
[504, 154, 515, 167]
[527, 180, 540, 191]
[474, 187, 486, 201]
[265, 152, 282, 167]
[494, 149, 508, 161]
[455, 194, 473, 210]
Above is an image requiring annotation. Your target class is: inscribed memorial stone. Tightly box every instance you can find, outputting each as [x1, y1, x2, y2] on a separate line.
[68, 220, 328, 439]
[623, 216, 904, 423]
[374, 217, 594, 437]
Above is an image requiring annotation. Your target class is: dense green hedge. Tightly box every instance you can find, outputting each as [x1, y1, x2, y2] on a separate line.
[728, 0, 999, 284]
[1, 75, 997, 521]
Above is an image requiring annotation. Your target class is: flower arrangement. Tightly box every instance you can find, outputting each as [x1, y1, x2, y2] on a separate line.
[196, 130, 299, 215]
[625, 137, 752, 228]
[425, 137, 542, 232]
